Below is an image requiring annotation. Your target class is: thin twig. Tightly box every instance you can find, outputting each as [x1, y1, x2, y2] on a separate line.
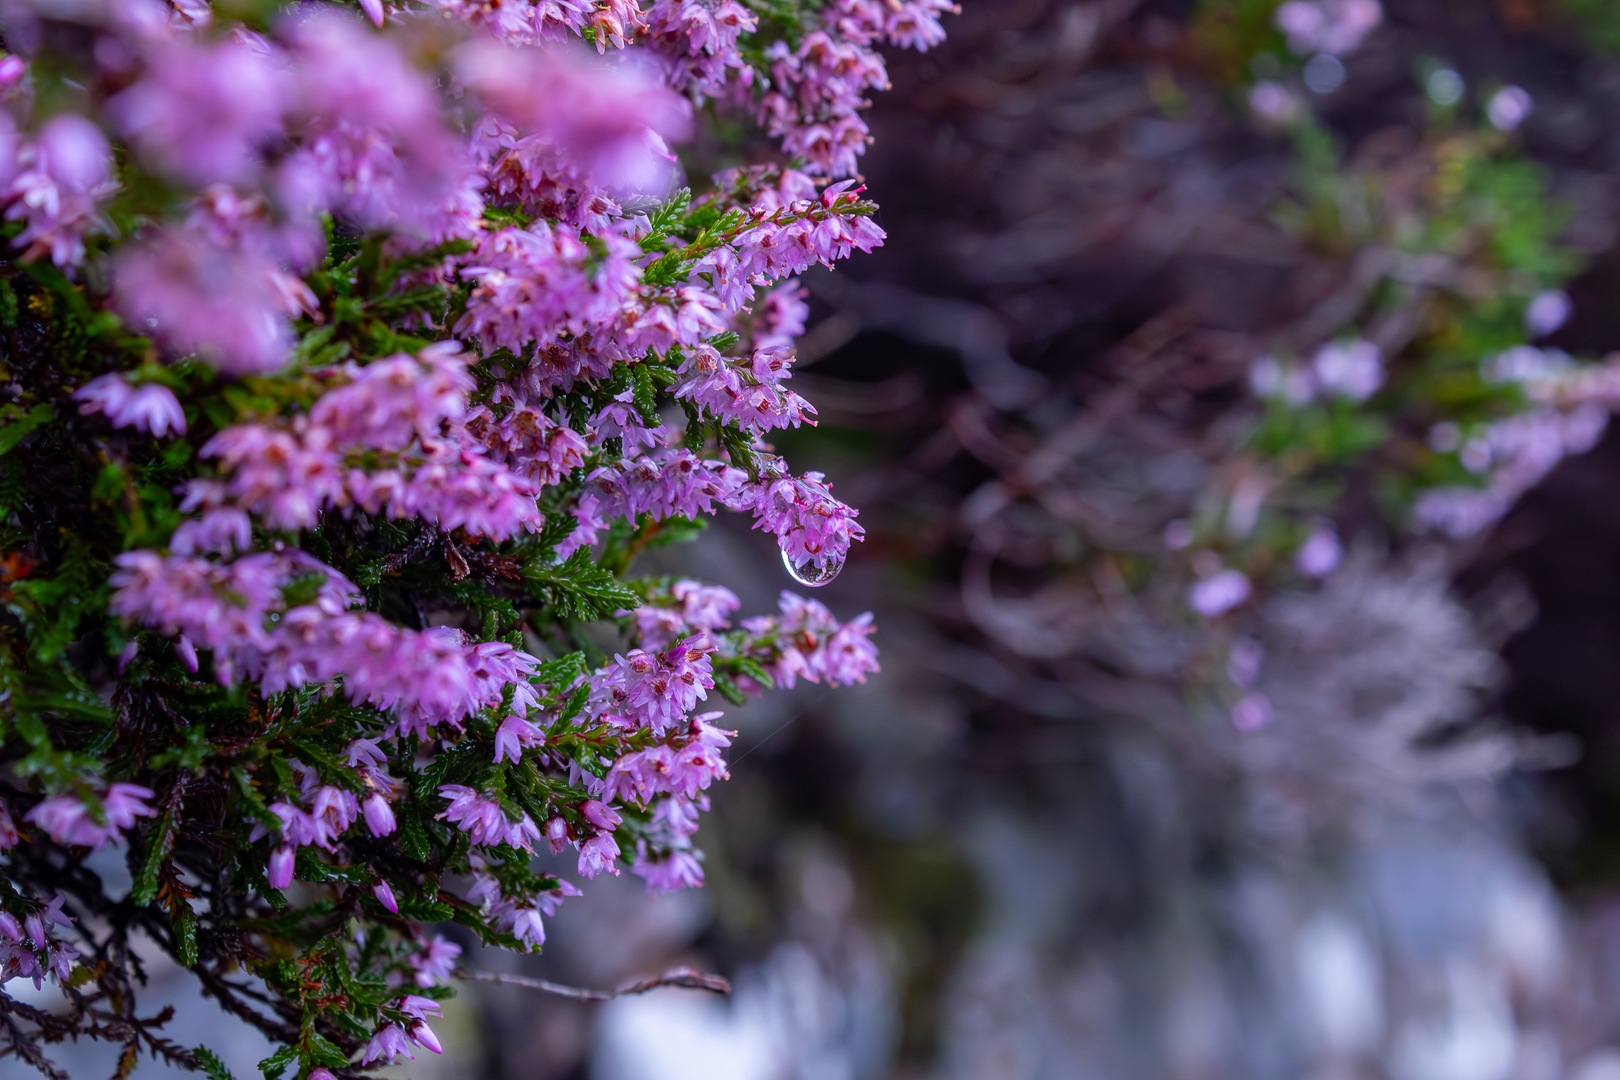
[452, 965, 731, 1002]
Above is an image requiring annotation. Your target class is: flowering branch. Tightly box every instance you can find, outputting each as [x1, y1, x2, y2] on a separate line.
[0, 0, 932, 1075]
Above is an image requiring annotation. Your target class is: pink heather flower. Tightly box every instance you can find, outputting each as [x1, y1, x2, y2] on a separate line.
[372, 881, 398, 913]
[603, 745, 677, 805]
[747, 594, 879, 689]
[45, 938, 77, 984]
[512, 905, 546, 946]
[361, 1023, 414, 1066]
[308, 785, 360, 848]
[545, 815, 569, 856]
[5, 113, 115, 268]
[457, 223, 640, 355]
[645, 0, 756, 98]
[735, 461, 863, 573]
[468, 403, 592, 487]
[283, 10, 479, 241]
[581, 799, 622, 831]
[1296, 523, 1342, 578]
[74, 374, 187, 438]
[409, 1020, 443, 1055]
[113, 228, 297, 375]
[24, 783, 155, 850]
[429, 0, 591, 43]
[1188, 570, 1252, 618]
[360, 0, 386, 26]
[107, 37, 287, 186]
[400, 994, 443, 1022]
[493, 714, 544, 764]
[376, 450, 547, 541]
[632, 849, 705, 892]
[1488, 85, 1533, 132]
[591, 394, 666, 451]
[589, 636, 716, 732]
[395, 996, 445, 1054]
[886, 0, 954, 51]
[671, 344, 815, 432]
[347, 738, 388, 771]
[173, 634, 199, 673]
[310, 346, 472, 452]
[1526, 290, 1572, 339]
[1275, 0, 1381, 56]
[821, 612, 880, 685]
[457, 39, 691, 195]
[1310, 339, 1382, 401]
[669, 721, 734, 798]
[754, 279, 809, 348]
[309, 1071, 338, 1080]
[38, 895, 71, 938]
[196, 427, 341, 531]
[411, 934, 462, 987]
[116, 638, 140, 674]
[592, 449, 747, 524]
[578, 832, 621, 879]
[268, 845, 295, 889]
[1232, 692, 1274, 732]
[362, 793, 396, 837]
[437, 785, 539, 849]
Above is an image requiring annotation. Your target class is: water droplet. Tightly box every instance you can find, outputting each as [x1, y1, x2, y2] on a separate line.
[782, 548, 843, 587]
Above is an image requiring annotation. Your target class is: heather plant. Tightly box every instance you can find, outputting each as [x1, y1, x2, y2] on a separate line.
[0, 0, 951, 1075]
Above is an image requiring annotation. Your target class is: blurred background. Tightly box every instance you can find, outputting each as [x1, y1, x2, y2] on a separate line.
[49, 0, 1620, 1077]
[420, 2, 1620, 1079]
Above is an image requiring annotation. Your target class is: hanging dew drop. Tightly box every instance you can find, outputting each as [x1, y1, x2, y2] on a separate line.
[782, 548, 844, 587]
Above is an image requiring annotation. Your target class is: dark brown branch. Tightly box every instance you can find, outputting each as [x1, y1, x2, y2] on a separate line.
[451, 965, 731, 1002]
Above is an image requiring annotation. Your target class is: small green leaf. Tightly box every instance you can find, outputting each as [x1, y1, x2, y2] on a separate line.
[175, 907, 198, 966]
[132, 807, 175, 907]
[194, 1045, 239, 1080]
[257, 1044, 298, 1080]
[0, 403, 52, 455]
[302, 1031, 350, 1069]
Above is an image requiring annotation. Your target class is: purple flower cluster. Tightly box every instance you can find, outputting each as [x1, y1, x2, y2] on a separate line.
[113, 227, 308, 375]
[740, 592, 881, 689]
[757, 0, 955, 176]
[672, 344, 816, 432]
[465, 868, 581, 947]
[736, 458, 865, 574]
[694, 181, 887, 311]
[645, 0, 756, 101]
[457, 223, 641, 354]
[462, 38, 690, 202]
[109, 549, 544, 739]
[604, 712, 734, 807]
[198, 346, 545, 539]
[23, 784, 156, 852]
[0, 895, 77, 990]
[2, 113, 117, 268]
[360, 995, 444, 1066]
[73, 374, 187, 438]
[590, 635, 716, 733]
[438, 785, 542, 850]
[628, 579, 741, 650]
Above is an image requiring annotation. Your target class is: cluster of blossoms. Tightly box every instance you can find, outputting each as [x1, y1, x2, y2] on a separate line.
[1273, 0, 1381, 58]
[1146, 51, 1604, 736]
[1414, 346, 1620, 539]
[0, 0, 925, 1074]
